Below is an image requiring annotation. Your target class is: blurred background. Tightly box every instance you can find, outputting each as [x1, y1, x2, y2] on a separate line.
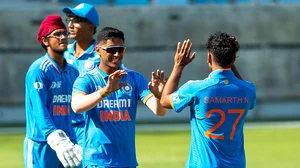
[0, 0, 300, 167]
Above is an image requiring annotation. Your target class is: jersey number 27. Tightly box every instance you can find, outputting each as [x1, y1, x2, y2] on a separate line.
[205, 109, 245, 140]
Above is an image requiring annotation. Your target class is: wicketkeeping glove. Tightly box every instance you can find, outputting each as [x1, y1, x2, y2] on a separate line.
[47, 129, 82, 168]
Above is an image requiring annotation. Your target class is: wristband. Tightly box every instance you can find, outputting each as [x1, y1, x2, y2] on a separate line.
[100, 89, 111, 98]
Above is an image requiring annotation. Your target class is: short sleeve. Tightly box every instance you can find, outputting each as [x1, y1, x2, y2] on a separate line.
[135, 73, 152, 102]
[72, 74, 92, 95]
[171, 82, 194, 113]
[250, 99, 256, 110]
[250, 86, 256, 110]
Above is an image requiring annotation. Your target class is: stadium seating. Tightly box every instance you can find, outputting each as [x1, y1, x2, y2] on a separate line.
[194, 0, 229, 4]
[152, 0, 189, 5]
[56, 0, 300, 5]
[277, 0, 300, 3]
[256, 0, 273, 3]
[235, 0, 251, 3]
[56, 0, 108, 5]
[114, 0, 149, 6]
[73, 0, 108, 5]
[194, 0, 210, 3]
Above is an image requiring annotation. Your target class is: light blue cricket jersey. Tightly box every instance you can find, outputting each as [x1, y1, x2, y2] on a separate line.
[64, 40, 100, 124]
[72, 66, 153, 167]
[171, 69, 256, 168]
[25, 54, 79, 142]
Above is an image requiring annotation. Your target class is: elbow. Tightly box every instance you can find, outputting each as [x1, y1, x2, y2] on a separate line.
[72, 107, 81, 114]
[154, 108, 168, 117]
[156, 111, 167, 117]
[160, 98, 170, 109]
[71, 102, 83, 114]
[72, 108, 81, 114]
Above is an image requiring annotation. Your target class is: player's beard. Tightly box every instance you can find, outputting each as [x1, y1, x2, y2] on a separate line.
[49, 41, 67, 55]
[52, 44, 67, 55]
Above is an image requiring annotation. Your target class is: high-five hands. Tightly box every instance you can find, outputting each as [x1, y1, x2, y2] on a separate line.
[102, 70, 128, 95]
[148, 69, 168, 99]
[174, 39, 196, 67]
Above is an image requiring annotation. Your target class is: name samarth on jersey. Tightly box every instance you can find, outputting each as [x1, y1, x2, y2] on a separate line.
[95, 84, 133, 122]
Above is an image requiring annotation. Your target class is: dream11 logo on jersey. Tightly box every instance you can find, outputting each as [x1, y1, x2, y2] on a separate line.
[96, 86, 132, 122]
[52, 95, 72, 116]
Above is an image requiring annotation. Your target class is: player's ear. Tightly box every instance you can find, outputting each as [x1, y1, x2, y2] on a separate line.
[96, 47, 101, 57]
[88, 24, 95, 34]
[42, 37, 49, 46]
[207, 52, 212, 68]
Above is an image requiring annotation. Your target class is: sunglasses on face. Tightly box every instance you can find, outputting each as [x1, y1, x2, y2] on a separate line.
[47, 31, 69, 39]
[98, 46, 126, 54]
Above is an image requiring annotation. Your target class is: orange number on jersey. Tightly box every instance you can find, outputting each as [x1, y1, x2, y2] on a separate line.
[228, 109, 245, 140]
[205, 109, 225, 140]
[205, 109, 245, 140]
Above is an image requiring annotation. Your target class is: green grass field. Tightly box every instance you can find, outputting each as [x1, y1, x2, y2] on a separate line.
[1, 127, 300, 168]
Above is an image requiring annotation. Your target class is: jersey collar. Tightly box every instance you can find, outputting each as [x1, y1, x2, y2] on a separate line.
[208, 68, 234, 78]
[45, 53, 69, 74]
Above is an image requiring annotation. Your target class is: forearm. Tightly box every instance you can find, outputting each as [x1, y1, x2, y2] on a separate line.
[231, 64, 243, 80]
[71, 89, 109, 113]
[146, 96, 168, 116]
[152, 102, 168, 116]
[165, 65, 184, 95]
[160, 65, 184, 108]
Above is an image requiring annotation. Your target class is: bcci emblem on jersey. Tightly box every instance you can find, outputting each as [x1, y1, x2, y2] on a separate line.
[121, 83, 132, 95]
[84, 60, 94, 70]
[50, 81, 62, 89]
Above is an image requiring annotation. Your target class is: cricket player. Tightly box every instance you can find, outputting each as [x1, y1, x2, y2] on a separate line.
[62, 3, 100, 147]
[71, 27, 168, 167]
[160, 32, 256, 168]
[23, 14, 82, 168]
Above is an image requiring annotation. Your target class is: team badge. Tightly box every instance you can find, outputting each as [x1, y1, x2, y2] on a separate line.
[34, 82, 43, 90]
[84, 60, 94, 70]
[122, 83, 132, 94]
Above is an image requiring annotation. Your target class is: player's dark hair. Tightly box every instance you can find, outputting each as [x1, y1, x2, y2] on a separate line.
[205, 31, 240, 68]
[41, 43, 47, 51]
[97, 27, 125, 44]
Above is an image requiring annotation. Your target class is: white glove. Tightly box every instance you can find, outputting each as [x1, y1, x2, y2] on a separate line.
[47, 129, 82, 168]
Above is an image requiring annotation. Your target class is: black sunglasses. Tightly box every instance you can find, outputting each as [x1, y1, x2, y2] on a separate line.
[98, 46, 126, 54]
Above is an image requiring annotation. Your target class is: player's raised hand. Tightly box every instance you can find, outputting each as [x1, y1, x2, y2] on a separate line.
[105, 70, 128, 93]
[174, 39, 196, 67]
[148, 69, 168, 99]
